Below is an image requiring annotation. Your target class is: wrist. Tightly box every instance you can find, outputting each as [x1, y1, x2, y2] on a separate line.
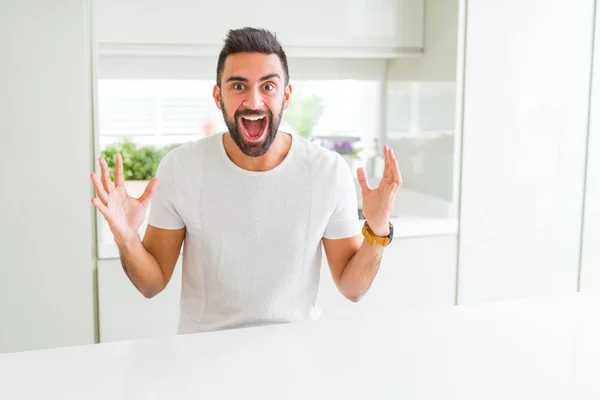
[115, 230, 141, 250]
[366, 221, 390, 237]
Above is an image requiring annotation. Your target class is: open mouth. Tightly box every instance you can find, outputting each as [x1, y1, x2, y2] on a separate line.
[239, 115, 268, 142]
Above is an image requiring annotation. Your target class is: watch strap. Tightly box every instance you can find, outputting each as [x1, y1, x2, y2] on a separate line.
[362, 221, 391, 247]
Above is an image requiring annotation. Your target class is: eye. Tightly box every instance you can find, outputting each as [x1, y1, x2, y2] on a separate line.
[263, 83, 275, 91]
[232, 83, 245, 91]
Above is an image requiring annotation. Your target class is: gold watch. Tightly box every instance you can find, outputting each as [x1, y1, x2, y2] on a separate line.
[362, 221, 394, 247]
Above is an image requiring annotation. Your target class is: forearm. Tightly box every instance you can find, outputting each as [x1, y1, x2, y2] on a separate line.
[117, 236, 165, 298]
[338, 239, 385, 302]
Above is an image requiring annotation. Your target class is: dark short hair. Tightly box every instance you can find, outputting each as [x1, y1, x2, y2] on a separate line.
[216, 27, 289, 87]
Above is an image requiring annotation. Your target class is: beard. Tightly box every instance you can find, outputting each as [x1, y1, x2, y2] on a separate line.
[221, 99, 284, 157]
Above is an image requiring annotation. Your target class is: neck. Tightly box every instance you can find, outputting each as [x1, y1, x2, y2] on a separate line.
[222, 131, 292, 172]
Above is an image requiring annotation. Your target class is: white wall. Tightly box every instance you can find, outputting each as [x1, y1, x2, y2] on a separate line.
[580, 3, 600, 292]
[457, 0, 595, 304]
[0, 0, 96, 353]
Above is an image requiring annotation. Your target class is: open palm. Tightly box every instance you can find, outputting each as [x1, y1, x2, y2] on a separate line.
[356, 145, 402, 236]
[90, 153, 159, 243]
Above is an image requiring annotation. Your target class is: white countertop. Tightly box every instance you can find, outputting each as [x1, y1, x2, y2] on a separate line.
[5, 292, 598, 399]
[389, 215, 457, 238]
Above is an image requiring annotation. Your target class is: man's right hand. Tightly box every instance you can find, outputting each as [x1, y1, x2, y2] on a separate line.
[90, 153, 159, 246]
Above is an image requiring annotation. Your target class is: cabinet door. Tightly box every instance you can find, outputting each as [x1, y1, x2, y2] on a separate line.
[94, 0, 424, 54]
[580, 4, 600, 292]
[271, 0, 423, 49]
[317, 235, 457, 320]
[457, 0, 594, 304]
[97, 259, 182, 343]
[0, 0, 95, 353]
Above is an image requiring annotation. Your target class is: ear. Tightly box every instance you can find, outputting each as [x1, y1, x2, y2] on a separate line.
[283, 83, 292, 110]
[213, 84, 222, 110]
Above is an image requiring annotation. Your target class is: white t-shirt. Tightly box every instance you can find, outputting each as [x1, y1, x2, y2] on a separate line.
[147, 132, 361, 334]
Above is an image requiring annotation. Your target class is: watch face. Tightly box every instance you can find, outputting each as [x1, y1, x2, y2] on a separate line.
[388, 222, 394, 241]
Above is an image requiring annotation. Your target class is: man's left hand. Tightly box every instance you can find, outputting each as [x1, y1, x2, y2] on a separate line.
[356, 145, 402, 237]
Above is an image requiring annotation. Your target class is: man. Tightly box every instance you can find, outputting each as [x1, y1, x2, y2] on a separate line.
[90, 27, 402, 334]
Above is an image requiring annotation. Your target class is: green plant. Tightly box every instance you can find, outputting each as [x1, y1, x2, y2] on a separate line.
[101, 139, 181, 181]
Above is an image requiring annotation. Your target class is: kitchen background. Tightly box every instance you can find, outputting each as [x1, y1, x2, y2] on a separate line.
[1, 0, 599, 353]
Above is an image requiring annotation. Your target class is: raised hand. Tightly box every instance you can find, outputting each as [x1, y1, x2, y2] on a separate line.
[356, 145, 402, 236]
[90, 153, 159, 244]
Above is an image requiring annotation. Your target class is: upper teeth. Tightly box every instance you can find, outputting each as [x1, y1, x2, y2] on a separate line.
[242, 116, 265, 121]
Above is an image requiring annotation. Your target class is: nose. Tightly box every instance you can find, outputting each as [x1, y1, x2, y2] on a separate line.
[243, 88, 265, 110]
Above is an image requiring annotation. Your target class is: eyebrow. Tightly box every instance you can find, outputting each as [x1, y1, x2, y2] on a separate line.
[226, 73, 281, 83]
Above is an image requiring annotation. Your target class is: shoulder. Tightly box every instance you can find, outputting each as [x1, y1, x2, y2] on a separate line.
[291, 134, 347, 174]
[159, 133, 221, 172]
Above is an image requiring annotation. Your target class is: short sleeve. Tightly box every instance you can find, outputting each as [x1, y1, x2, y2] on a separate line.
[323, 154, 362, 239]
[147, 150, 185, 230]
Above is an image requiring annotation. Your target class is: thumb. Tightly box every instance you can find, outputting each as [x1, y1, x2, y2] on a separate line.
[356, 167, 371, 194]
[138, 177, 159, 206]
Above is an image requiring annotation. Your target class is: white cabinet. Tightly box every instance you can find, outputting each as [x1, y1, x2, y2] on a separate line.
[580, 5, 600, 292]
[269, 0, 423, 50]
[93, 0, 424, 57]
[0, 0, 96, 353]
[457, 0, 595, 304]
[98, 259, 182, 343]
[98, 235, 457, 342]
[317, 235, 457, 319]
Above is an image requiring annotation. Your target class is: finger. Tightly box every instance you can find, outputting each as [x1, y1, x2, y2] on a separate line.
[384, 145, 390, 168]
[356, 167, 371, 194]
[99, 157, 114, 193]
[90, 172, 109, 204]
[138, 177, 160, 206]
[91, 197, 111, 221]
[390, 150, 402, 187]
[114, 153, 124, 187]
[383, 146, 393, 180]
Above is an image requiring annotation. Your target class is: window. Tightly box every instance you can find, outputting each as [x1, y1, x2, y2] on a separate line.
[98, 78, 381, 145]
[98, 79, 225, 147]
